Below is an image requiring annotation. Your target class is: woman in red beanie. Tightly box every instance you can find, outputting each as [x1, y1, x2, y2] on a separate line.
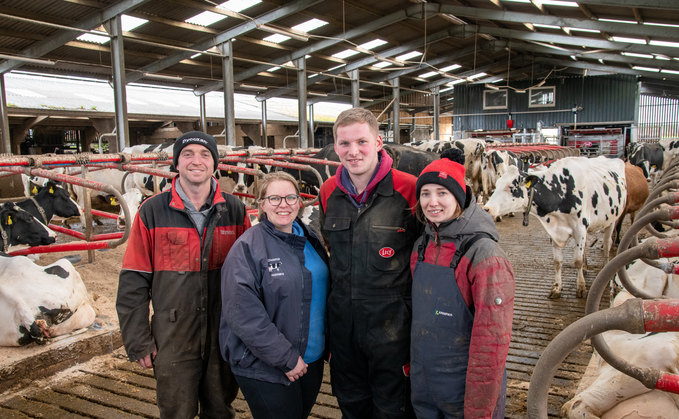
[410, 148, 515, 419]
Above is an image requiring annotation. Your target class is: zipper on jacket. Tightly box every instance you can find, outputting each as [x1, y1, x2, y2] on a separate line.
[295, 256, 305, 357]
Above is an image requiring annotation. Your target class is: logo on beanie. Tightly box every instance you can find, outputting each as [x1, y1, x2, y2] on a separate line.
[438, 171, 449, 179]
[379, 247, 394, 258]
[183, 138, 208, 145]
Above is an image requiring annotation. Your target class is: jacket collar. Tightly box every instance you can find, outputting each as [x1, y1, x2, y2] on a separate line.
[169, 176, 224, 211]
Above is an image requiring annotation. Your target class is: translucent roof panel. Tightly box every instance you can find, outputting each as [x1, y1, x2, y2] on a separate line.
[186, 0, 261, 27]
[77, 15, 148, 44]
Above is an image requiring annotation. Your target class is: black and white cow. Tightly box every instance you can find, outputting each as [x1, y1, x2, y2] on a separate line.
[15, 181, 82, 225]
[627, 142, 664, 181]
[483, 157, 627, 299]
[0, 253, 95, 346]
[481, 150, 525, 203]
[0, 203, 57, 251]
[285, 143, 439, 194]
[116, 188, 146, 231]
[406, 139, 486, 198]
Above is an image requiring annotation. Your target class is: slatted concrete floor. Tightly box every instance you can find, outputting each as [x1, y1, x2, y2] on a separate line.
[0, 214, 612, 418]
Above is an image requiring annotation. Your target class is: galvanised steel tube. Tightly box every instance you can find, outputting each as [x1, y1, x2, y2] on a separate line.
[527, 299, 647, 419]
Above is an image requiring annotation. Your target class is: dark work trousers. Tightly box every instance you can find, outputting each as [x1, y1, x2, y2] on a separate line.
[327, 293, 415, 419]
[234, 358, 324, 419]
[410, 255, 506, 419]
[153, 327, 238, 419]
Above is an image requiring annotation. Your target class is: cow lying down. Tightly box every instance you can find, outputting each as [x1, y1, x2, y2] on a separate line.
[562, 258, 679, 419]
[0, 253, 95, 346]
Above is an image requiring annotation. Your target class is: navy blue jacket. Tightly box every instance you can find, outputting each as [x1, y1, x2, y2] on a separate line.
[219, 217, 329, 385]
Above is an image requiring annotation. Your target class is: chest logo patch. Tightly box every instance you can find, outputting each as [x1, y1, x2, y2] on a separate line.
[379, 247, 395, 258]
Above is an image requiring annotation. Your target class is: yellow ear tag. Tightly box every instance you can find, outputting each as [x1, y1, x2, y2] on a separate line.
[31, 186, 37, 194]
[7, 216, 12, 225]
[525, 180, 532, 189]
[49, 187, 54, 194]
[228, 171, 232, 174]
[111, 198, 118, 206]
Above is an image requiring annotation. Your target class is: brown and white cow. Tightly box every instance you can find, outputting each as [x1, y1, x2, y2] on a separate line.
[613, 162, 649, 246]
[483, 156, 627, 299]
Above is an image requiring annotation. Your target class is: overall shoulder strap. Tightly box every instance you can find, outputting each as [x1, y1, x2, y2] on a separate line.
[416, 229, 430, 262]
[450, 233, 496, 269]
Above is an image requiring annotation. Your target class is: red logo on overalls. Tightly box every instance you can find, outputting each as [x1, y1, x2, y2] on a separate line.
[379, 247, 395, 258]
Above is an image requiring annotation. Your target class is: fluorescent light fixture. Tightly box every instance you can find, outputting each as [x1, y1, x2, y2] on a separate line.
[190, 52, 203, 59]
[565, 27, 600, 33]
[485, 84, 500, 90]
[439, 14, 467, 25]
[420, 71, 438, 78]
[186, 0, 261, 26]
[262, 18, 327, 44]
[612, 36, 647, 44]
[449, 79, 466, 85]
[446, 97, 455, 101]
[599, 18, 638, 24]
[540, 0, 578, 6]
[655, 55, 671, 60]
[256, 24, 309, 41]
[240, 84, 267, 90]
[534, 24, 561, 29]
[374, 51, 421, 68]
[491, 79, 503, 83]
[598, 59, 605, 64]
[441, 64, 462, 72]
[0, 54, 56, 65]
[373, 61, 391, 68]
[661, 69, 679, 75]
[633, 66, 660, 72]
[267, 66, 281, 72]
[502, 0, 531, 2]
[327, 64, 345, 72]
[650, 40, 679, 48]
[377, 56, 405, 66]
[570, 55, 577, 60]
[621, 52, 654, 59]
[467, 72, 487, 80]
[645, 22, 679, 28]
[333, 39, 387, 59]
[143, 72, 183, 81]
[439, 86, 455, 93]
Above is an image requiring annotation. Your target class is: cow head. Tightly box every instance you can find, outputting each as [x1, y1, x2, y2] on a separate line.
[117, 188, 146, 230]
[483, 166, 531, 217]
[40, 181, 83, 219]
[0, 203, 56, 249]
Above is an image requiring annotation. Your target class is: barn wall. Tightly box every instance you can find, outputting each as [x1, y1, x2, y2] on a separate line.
[453, 74, 638, 131]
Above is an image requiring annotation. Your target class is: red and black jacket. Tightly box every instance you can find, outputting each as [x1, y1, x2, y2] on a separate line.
[116, 177, 250, 365]
[319, 168, 421, 299]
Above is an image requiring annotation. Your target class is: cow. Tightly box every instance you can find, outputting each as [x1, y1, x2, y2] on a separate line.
[483, 157, 627, 299]
[116, 188, 146, 231]
[15, 181, 82, 226]
[627, 142, 664, 181]
[481, 149, 525, 204]
[285, 143, 439, 194]
[0, 203, 57, 251]
[0, 253, 95, 346]
[562, 259, 679, 419]
[613, 163, 649, 246]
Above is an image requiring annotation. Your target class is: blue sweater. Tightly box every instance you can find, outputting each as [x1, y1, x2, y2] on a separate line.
[292, 221, 328, 363]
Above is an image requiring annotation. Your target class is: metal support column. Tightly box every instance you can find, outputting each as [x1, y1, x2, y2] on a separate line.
[349, 69, 360, 108]
[217, 40, 236, 146]
[295, 57, 308, 148]
[390, 77, 400, 144]
[632, 81, 642, 143]
[308, 104, 314, 148]
[105, 15, 129, 152]
[0, 74, 9, 154]
[261, 100, 268, 147]
[199, 94, 207, 133]
[432, 86, 440, 142]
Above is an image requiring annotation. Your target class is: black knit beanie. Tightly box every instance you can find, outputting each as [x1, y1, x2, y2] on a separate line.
[173, 131, 219, 171]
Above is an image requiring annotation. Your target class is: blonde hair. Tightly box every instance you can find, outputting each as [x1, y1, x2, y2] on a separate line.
[333, 107, 379, 141]
[256, 171, 302, 220]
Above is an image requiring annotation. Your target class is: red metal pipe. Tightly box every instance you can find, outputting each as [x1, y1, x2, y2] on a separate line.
[642, 300, 679, 332]
[655, 373, 679, 393]
[216, 164, 263, 176]
[91, 209, 118, 220]
[93, 163, 176, 179]
[49, 224, 86, 240]
[657, 237, 679, 258]
[222, 156, 315, 171]
[270, 155, 342, 167]
[8, 240, 113, 256]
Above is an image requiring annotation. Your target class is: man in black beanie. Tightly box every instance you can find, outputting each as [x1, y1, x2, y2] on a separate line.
[117, 131, 251, 418]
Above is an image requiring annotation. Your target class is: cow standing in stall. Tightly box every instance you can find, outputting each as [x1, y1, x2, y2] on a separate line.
[484, 156, 627, 299]
[613, 162, 649, 246]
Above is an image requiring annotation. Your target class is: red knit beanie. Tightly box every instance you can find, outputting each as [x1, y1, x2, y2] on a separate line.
[416, 148, 468, 208]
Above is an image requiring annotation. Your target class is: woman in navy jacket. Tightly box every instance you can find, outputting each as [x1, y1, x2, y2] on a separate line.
[220, 171, 329, 419]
